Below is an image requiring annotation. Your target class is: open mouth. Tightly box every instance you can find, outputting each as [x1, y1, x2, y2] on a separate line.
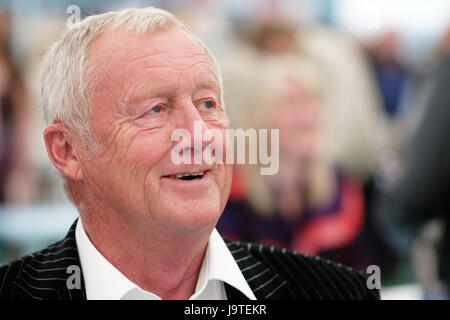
[164, 170, 209, 181]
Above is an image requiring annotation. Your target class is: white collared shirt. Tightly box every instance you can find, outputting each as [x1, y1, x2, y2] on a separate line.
[75, 218, 256, 300]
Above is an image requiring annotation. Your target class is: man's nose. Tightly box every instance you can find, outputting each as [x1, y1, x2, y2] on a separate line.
[175, 102, 211, 153]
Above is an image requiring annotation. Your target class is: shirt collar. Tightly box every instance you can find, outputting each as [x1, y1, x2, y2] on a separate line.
[191, 228, 256, 300]
[75, 218, 255, 300]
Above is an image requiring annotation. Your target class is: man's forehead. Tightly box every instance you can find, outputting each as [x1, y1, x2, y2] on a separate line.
[88, 26, 210, 69]
[87, 26, 220, 97]
[87, 26, 220, 110]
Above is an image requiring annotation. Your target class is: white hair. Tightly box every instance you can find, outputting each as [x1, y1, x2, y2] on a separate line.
[40, 7, 224, 200]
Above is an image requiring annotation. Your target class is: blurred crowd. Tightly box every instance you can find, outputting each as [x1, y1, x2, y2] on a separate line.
[0, 0, 449, 299]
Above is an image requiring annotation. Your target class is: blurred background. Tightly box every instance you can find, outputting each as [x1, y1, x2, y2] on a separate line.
[0, 0, 449, 300]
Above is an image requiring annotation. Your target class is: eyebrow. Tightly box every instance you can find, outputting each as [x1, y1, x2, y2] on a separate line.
[198, 78, 218, 87]
[122, 72, 221, 105]
[196, 79, 221, 95]
[122, 82, 170, 107]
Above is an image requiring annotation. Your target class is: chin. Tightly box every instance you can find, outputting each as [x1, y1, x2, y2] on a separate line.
[162, 198, 222, 233]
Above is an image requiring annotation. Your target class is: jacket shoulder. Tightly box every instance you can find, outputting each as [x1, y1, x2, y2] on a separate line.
[0, 235, 78, 300]
[0, 256, 28, 299]
[226, 240, 380, 300]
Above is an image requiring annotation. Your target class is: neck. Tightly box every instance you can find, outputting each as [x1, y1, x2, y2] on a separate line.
[77, 199, 211, 300]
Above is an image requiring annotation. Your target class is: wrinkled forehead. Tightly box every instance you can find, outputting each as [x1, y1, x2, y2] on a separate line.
[87, 26, 217, 83]
[84, 26, 222, 113]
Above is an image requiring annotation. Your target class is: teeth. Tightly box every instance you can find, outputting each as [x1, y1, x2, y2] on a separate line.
[173, 171, 205, 179]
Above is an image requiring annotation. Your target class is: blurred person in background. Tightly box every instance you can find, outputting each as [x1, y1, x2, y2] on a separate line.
[0, 11, 36, 203]
[374, 52, 450, 299]
[365, 31, 409, 119]
[218, 16, 396, 277]
[217, 55, 367, 269]
[232, 17, 390, 181]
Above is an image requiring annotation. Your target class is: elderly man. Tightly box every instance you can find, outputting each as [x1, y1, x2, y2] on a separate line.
[0, 7, 378, 300]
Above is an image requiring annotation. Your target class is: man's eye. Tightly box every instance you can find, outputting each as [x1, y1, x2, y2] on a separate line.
[148, 104, 164, 114]
[199, 100, 215, 110]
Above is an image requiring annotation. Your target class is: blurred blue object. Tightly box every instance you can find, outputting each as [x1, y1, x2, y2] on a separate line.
[0, 204, 79, 264]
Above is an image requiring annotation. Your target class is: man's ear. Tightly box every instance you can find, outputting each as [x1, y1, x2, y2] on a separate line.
[44, 123, 84, 180]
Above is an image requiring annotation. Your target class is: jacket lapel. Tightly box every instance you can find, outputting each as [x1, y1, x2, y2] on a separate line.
[11, 219, 86, 300]
[224, 239, 294, 299]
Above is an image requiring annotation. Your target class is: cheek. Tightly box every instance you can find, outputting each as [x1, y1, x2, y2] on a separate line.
[223, 164, 233, 194]
[215, 163, 233, 206]
[122, 130, 172, 178]
[93, 128, 171, 192]
[86, 130, 173, 212]
[206, 118, 231, 163]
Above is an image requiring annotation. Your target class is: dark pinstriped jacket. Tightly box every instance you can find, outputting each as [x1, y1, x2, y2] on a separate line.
[0, 220, 379, 300]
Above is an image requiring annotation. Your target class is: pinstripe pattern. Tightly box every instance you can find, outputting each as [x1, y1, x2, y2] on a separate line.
[0, 222, 86, 300]
[0, 220, 379, 300]
[224, 240, 380, 300]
